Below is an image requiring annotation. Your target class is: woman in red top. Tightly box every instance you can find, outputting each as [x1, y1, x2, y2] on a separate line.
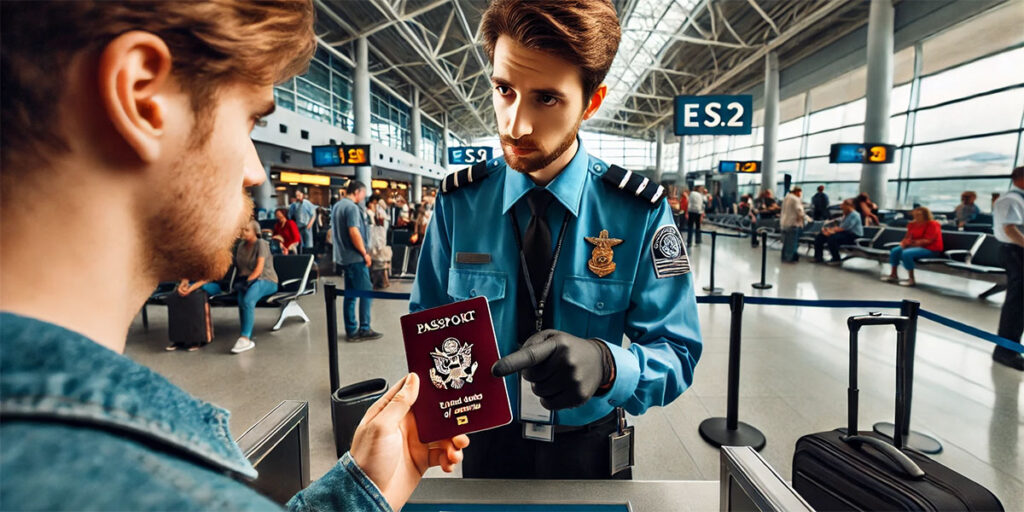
[882, 206, 943, 286]
[271, 208, 301, 255]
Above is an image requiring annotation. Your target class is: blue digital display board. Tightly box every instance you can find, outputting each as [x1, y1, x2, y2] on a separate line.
[448, 146, 493, 166]
[674, 95, 753, 136]
[829, 143, 896, 164]
[312, 144, 371, 167]
[718, 160, 761, 173]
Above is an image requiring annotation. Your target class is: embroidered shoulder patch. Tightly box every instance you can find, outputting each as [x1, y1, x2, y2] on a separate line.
[651, 225, 690, 278]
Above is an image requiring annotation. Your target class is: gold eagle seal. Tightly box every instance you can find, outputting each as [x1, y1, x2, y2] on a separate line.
[584, 230, 623, 278]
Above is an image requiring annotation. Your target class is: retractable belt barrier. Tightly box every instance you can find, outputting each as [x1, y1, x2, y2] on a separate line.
[333, 289, 1021, 353]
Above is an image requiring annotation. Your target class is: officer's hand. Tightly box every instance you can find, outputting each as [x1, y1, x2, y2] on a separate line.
[350, 373, 470, 511]
[491, 330, 612, 410]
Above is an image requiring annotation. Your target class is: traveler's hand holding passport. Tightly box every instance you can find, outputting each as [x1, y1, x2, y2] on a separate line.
[350, 373, 470, 511]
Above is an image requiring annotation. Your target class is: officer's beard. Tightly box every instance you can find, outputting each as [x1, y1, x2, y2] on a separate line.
[501, 114, 583, 175]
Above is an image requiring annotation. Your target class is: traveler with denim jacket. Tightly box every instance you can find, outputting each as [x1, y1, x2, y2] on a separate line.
[0, 2, 467, 510]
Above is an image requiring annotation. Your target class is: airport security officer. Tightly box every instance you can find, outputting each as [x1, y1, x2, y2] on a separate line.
[410, 0, 702, 479]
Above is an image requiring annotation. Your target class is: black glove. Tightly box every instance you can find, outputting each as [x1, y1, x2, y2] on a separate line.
[491, 329, 613, 410]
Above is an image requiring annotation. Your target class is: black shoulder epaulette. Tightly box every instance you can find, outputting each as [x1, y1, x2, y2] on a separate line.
[441, 161, 491, 194]
[601, 165, 665, 208]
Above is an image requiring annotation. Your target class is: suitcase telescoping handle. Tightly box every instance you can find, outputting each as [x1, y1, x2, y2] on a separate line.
[844, 312, 925, 480]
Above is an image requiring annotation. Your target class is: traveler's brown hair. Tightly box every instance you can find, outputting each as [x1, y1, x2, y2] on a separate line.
[1, 0, 315, 172]
[1012, 166, 1024, 182]
[480, 0, 621, 103]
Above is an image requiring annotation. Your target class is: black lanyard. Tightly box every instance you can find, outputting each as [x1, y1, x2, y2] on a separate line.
[509, 202, 572, 335]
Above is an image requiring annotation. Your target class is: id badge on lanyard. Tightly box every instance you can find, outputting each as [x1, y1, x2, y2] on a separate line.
[510, 206, 570, 442]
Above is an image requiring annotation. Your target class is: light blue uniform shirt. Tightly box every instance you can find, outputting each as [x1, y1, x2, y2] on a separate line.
[411, 140, 702, 426]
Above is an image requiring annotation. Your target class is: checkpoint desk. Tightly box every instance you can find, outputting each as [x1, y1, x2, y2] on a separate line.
[407, 479, 720, 511]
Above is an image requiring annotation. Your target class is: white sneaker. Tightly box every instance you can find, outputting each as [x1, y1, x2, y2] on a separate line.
[231, 337, 255, 354]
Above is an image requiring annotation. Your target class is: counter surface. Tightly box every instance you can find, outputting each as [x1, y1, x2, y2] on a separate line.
[410, 478, 720, 511]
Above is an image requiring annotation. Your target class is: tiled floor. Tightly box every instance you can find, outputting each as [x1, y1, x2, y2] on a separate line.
[125, 233, 1022, 509]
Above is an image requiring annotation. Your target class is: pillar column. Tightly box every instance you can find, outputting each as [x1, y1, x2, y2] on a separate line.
[861, 0, 894, 207]
[677, 136, 686, 182]
[442, 113, 451, 169]
[353, 36, 372, 203]
[253, 162, 276, 216]
[413, 174, 423, 203]
[654, 127, 664, 184]
[761, 52, 780, 195]
[410, 90, 423, 203]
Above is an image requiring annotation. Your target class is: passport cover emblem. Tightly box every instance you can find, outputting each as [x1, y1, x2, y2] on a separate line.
[429, 337, 478, 390]
[401, 296, 512, 443]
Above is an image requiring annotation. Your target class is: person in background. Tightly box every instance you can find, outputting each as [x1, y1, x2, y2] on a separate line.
[0, 2, 466, 509]
[687, 185, 705, 247]
[991, 192, 1001, 211]
[332, 181, 382, 341]
[753, 189, 780, 219]
[366, 194, 392, 289]
[853, 192, 879, 226]
[271, 207, 301, 255]
[811, 185, 830, 220]
[954, 191, 979, 230]
[814, 199, 863, 265]
[737, 194, 758, 247]
[780, 186, 810, 263]
[288, 189, 317, 253]
[710, 188, 724, 214]
[230, 221, 279, 354]
[882, 207, 943, 287]
[991, 166, 1024, 370]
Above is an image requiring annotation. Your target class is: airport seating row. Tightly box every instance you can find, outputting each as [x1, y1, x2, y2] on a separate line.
[141, 254, 318, 331]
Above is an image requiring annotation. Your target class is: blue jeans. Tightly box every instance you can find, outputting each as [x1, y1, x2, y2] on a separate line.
[237, 279, 277, 338]
[342, 262, 373, 336]
[781, 227, 802, 261]
[200, 282, 222, 296]
[300, 227, 313, 250]
[889, 246, 938, 271]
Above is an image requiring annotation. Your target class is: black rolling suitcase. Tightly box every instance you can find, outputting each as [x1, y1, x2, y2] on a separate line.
[792, 313, 1003, 511]
[166, 289, 213, 348]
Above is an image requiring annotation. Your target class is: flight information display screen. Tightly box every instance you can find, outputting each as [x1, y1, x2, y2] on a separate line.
[829, 143, 896, 164]
[718, 160, 760, 173]
[312, 144, 371, 167]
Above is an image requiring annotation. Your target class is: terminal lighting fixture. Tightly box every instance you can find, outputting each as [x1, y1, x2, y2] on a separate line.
[279, 171, 331, 186]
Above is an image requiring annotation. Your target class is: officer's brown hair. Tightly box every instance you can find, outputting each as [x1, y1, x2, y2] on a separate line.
[1, 0, 315, 173]
[480, 0, 621, 103]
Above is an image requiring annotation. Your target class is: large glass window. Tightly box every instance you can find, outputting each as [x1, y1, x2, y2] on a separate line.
[913, 87, 1024, 143]
[918, 47, 1024, 107]
[421, 118, 444, 165]
[273, 44, 354, 132]
[370, 83, 411, 152]
[908, 133, 1018, 178]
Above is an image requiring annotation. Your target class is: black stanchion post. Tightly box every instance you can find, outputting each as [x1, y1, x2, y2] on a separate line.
[874, 299, 942, 454]
[699, 292, 766, 450]
[751, 231, 773, 290]
[325, 283, 340, 394]
[702, 231, 723, 295]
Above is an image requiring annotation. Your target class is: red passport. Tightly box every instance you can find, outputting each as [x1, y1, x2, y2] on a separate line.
[400, 296, 512, 443]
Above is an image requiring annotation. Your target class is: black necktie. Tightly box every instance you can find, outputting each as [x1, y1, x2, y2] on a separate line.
[517, 189, 556, 343]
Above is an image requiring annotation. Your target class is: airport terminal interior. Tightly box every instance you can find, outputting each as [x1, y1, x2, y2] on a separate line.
[19, 0, 1024, 510]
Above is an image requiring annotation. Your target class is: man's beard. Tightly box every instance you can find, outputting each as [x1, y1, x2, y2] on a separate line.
[143, 148, 253, 283]
[501, 114, 582, 174]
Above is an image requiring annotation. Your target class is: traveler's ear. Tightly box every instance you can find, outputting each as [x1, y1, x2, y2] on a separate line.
[96, 31, 173, 164]
[583, 84, 607, 121]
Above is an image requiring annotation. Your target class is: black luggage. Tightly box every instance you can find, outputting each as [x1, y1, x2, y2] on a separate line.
[792, 312, 1003, 511]
[166, 289, 213, 348]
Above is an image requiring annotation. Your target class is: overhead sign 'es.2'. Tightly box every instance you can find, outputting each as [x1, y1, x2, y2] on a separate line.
[674, 95, 753, 136]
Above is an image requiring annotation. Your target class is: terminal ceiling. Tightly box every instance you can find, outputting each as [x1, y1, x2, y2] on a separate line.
[315, 0, 882, 142]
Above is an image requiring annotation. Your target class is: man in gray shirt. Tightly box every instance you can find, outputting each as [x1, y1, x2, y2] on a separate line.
[289, 189, 317, 253]
[332, 181, 382, 340]
[813, 199, 863, 265]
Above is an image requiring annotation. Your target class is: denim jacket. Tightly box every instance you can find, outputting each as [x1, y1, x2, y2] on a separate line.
[0, 312, 390, 511]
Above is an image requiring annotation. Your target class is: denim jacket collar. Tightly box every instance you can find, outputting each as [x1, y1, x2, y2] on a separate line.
[502, 136, 589, 217]
[0, 312, 257, 479]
